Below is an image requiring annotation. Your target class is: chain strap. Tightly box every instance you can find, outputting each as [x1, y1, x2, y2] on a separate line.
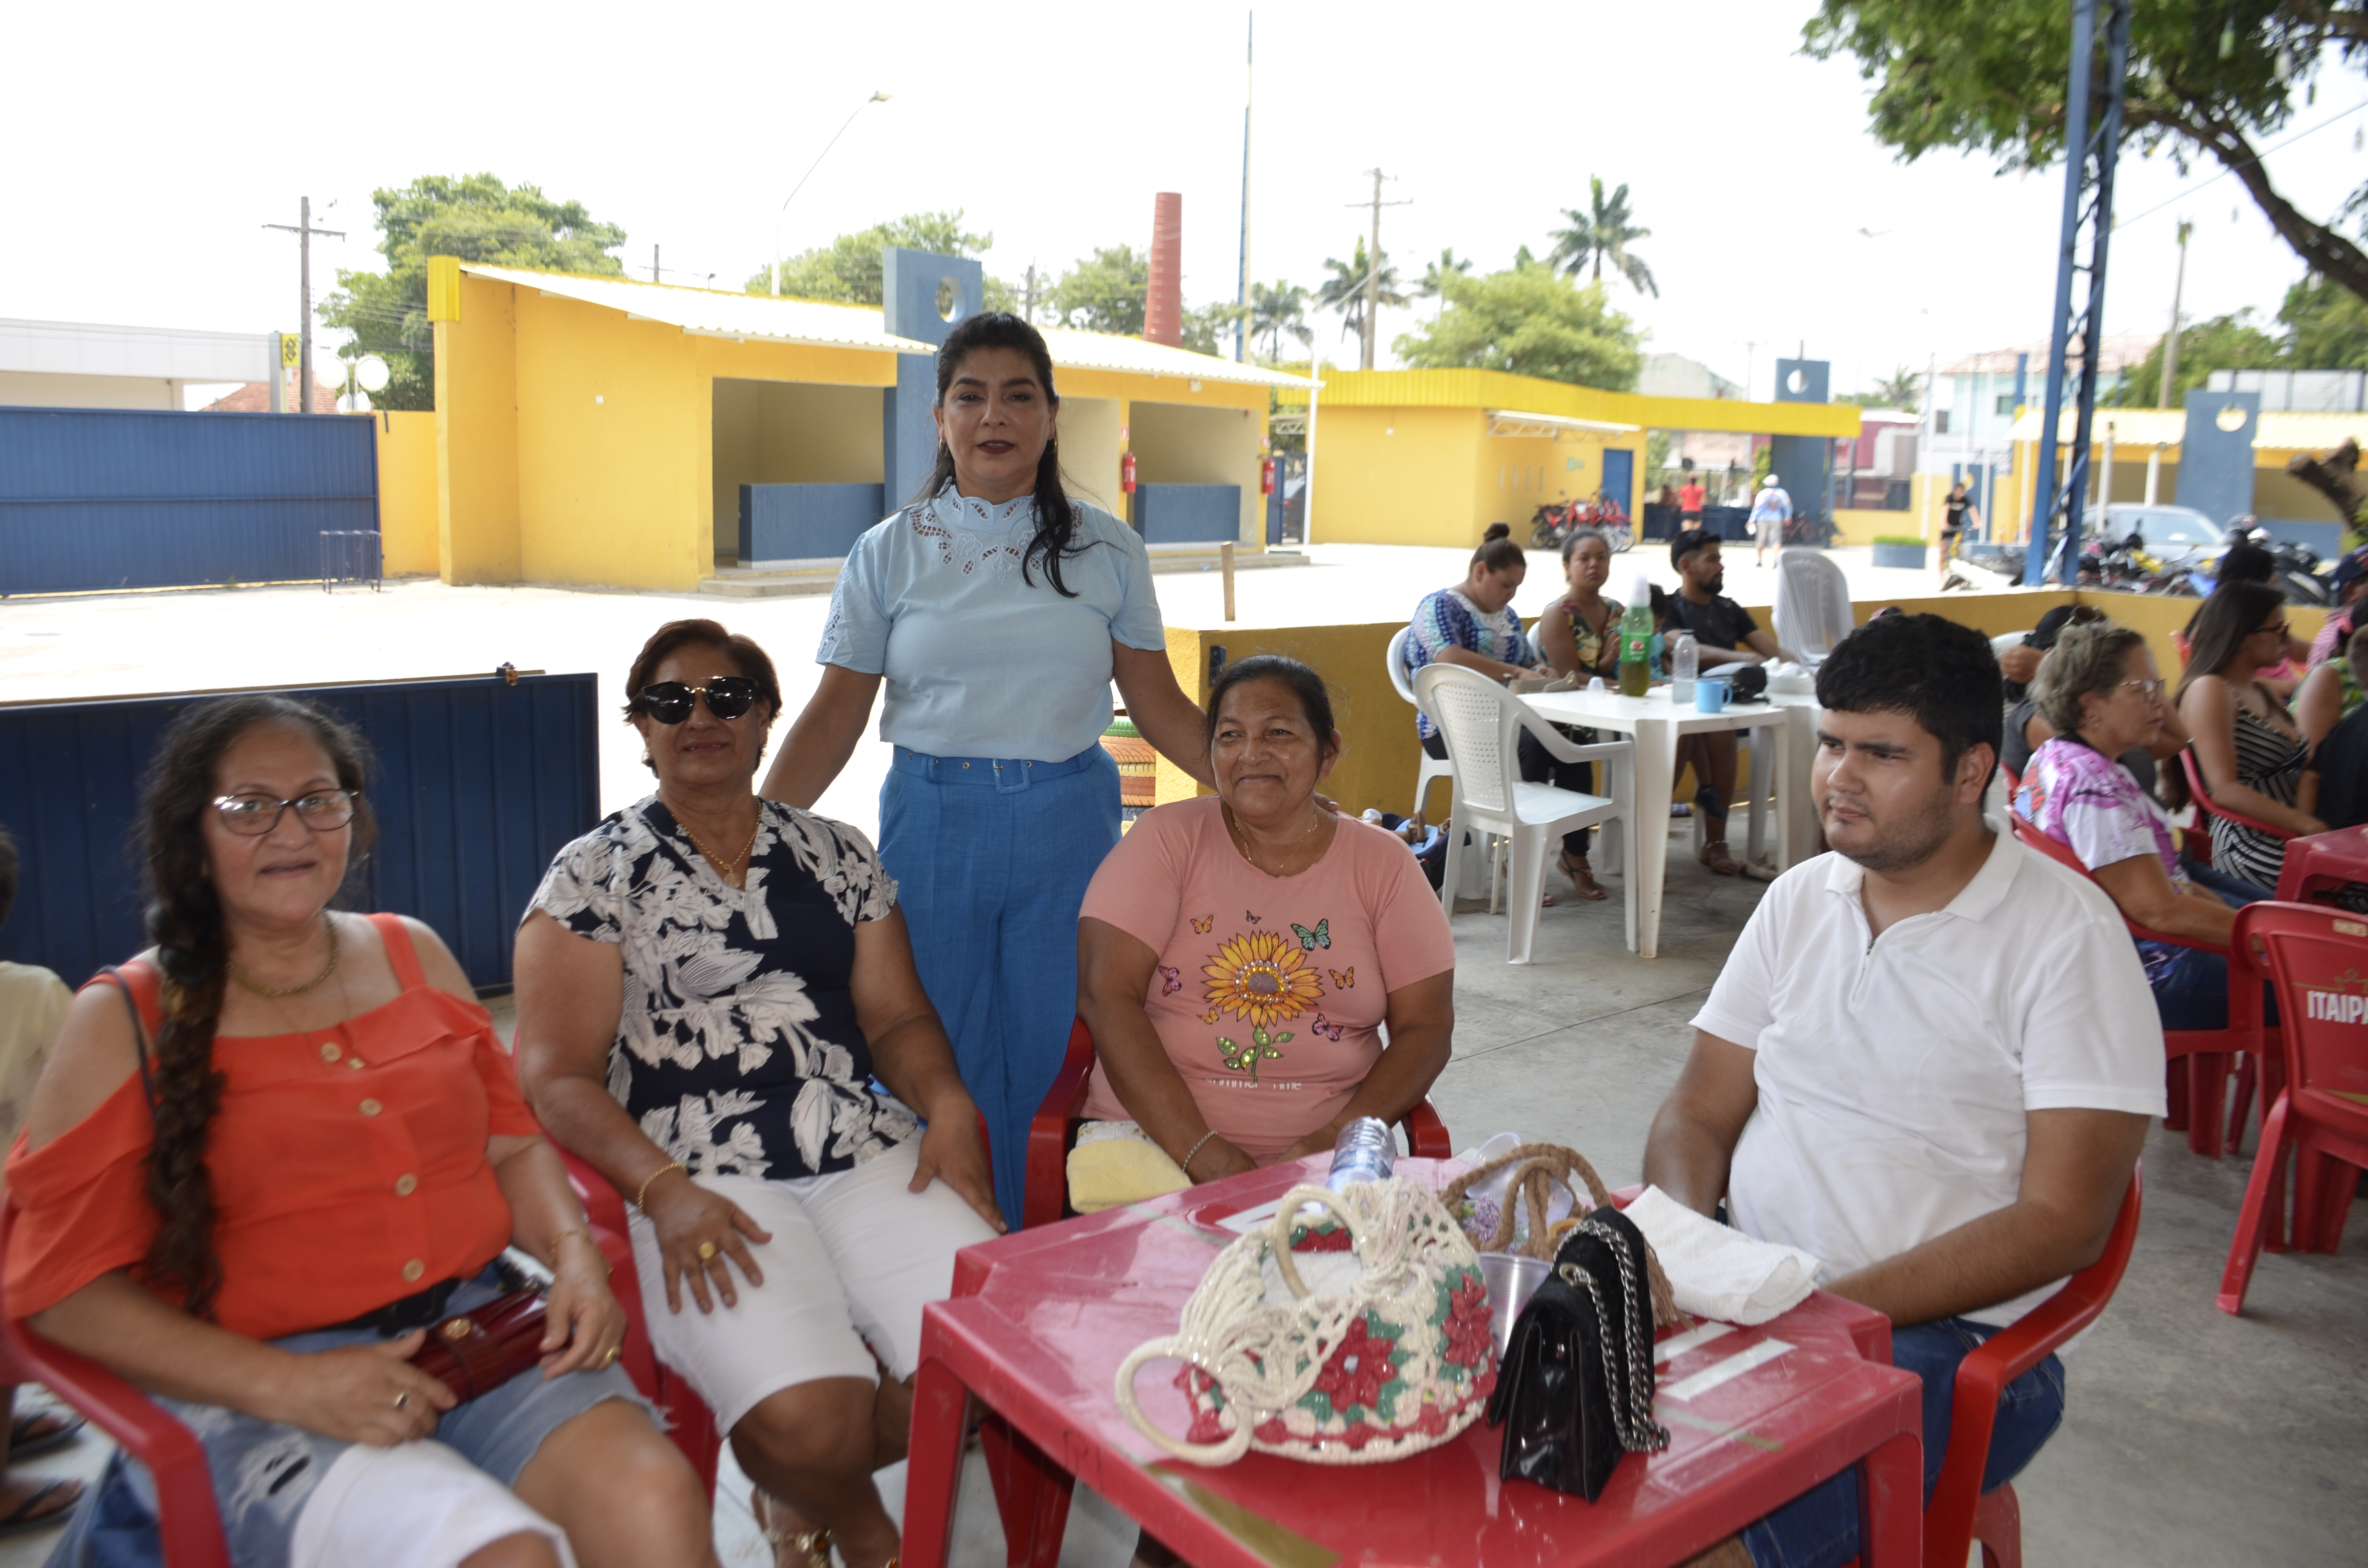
[1558, 1216, 1671, 1454]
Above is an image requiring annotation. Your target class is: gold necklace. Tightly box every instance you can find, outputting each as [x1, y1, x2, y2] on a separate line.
[681, 811, 763, 882]
[230, 916, 340, 998]
[1223, 801, 1323, 876]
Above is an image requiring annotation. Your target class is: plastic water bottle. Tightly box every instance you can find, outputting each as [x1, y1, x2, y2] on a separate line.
[1324, 1117, 1397, 1190]
[1671, 632, 1698, 705]
[1616, 577, 1656, 699]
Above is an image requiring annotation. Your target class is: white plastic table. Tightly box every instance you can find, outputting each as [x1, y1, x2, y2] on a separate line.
[1522, 686, 1818, 957]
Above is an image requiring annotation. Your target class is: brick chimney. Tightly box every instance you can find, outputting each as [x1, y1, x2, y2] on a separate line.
[1144, 192, 1183, 345]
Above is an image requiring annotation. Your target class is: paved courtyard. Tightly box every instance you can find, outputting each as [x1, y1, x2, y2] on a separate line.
[2, 545, 2357, 1566]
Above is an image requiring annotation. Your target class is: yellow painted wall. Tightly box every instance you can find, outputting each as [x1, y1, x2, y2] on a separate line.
[435, 274, 521, 585]
[1310, 406, 1483, 547]
[1131, 400, 1267, 545]
[376, 411, 438, 576]
[1057, 395, 1124, 514]
[711, 379, 885, 556]
[1291, 368, 1860, 438]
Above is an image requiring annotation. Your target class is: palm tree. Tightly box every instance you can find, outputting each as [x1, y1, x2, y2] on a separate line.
[1249, 281, 1313, 361]
[1548, 177, 1658, 298]
[1416, 248, 1472, 304]
[1315, 238, 1407, 369]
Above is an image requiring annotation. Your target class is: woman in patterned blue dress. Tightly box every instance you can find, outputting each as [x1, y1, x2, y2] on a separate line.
[1402, 522, 1542, 764]
[514, 619, 1001, 1568]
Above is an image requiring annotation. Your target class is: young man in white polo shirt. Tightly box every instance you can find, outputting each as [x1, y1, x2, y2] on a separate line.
[1644, 612, 2163, 1568]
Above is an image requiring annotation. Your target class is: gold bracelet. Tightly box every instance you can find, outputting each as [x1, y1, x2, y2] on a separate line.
[548, 1227, 611, 1276]
[634, 1160, 688, 1212]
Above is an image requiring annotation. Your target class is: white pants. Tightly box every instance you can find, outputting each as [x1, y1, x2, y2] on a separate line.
[627, 1140, 997, 1433]
[290, 1442, 575, 1568]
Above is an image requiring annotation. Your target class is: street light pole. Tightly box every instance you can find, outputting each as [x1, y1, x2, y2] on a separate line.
[263, 197, 345, 414]
[773, 92, 891, 297]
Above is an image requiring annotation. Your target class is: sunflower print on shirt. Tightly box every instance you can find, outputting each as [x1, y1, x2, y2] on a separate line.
[1201, 926, 1327, 1084]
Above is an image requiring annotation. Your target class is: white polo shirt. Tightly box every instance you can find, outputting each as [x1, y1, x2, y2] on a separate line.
[1692, 824, 2166, 1327]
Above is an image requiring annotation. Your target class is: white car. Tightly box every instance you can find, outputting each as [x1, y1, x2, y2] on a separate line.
[2079, 503, 2220, 567]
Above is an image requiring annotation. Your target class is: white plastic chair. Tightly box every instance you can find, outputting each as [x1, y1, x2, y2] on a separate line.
[1386, 625, 1456, 820]
[1771, 549, 1854, 668]
[1415, 663, 1635, 964]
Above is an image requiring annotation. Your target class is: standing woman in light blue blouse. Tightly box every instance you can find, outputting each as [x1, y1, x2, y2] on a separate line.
[764, 314, 1211, 1225]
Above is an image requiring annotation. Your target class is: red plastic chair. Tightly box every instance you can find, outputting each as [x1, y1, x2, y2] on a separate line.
[2179, 748, 2297, 870]
[2008, 813, 2271, 1157]
[1022, 1017, 1453, 1231]
[2274, 824, 2368, 906]
[1924, 1170, 2144, 1568]
[2217, 902, 2368, 1313]
[0, 1160, 722, 1567]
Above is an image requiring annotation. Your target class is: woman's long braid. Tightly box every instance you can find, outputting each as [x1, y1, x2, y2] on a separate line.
[132, 694, 373, 1319]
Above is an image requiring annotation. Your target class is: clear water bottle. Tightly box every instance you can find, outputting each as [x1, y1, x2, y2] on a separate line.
[1671, 631, 1698, 705]
[1324, 1117, 1396, 1190]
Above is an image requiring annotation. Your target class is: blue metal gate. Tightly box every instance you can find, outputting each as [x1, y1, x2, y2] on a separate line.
[0, 407, 380, 595]
[0, 672, 599, 992]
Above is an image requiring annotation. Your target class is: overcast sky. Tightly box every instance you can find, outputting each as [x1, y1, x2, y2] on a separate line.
[11, 0, 2368, 400]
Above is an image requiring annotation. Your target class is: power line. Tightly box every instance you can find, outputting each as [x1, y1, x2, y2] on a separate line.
[2114, 98, 2368, 231]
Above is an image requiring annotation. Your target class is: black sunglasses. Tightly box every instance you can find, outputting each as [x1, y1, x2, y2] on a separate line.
[637, 677, 760, 724]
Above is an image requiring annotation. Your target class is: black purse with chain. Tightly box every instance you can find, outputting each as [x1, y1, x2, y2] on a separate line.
[1484, 1206, 1671, 1500]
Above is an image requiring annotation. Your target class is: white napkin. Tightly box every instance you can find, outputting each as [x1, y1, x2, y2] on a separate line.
[1622, 1185, 1822, 1325]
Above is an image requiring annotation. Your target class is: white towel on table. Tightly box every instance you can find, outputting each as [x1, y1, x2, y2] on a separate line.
[1623, 1185, 1823, 1325]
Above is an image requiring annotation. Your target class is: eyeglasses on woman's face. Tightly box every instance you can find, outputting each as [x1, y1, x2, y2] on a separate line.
[2251, 619, 2290, 641]
[2116, 677, 2166, 701]
[637, 677, 759, 724]
[211, 790, 359, 835]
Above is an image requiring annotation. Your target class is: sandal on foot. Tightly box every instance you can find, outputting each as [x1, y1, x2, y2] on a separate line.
[9, 1410, 83, 1461]
[1558, 852, 1608, 900]
[0, 1478, 81, 1538]
[1698, 838, 1740, 876]
[754, 1488, 833, 1568]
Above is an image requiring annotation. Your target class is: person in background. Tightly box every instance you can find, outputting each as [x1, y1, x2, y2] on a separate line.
[2016, 622, 2257, 1030]
[1677, 473, 1707, 528]
[14, 696, 709, 1568]
[1747, 473, 1791, 566]
[2174, 581, 2326, 897]
[2191, 540, 2307, 685]
[0, 827, 84, 1537]
[1531, 529, 1623, 899]
[2304, 547, 2368, 667]
[1403, 523, 1542, 765]
[1072, 657, 1455, 1202]
[1998, 606, 2188, 792]
[517, 620, 1000, 1568]
[1645, 614, 2159, 1568]
[2306, 627, 2368, 832]
[1663, 530, 1802, 875]
[761, 313, 1211, 1229]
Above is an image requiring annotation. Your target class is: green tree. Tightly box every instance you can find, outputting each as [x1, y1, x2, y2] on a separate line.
[1838, 366, 1924, 411]
[1250, 281, 1313, 360]
[2280, 190, 2368, 367]
[743, 211, 992, 303]
[1393, 266, 1642, 389]
[1315, 239, 1408, 366]
[1181, 301, 1247, 355]
[1416, 248, 1474, 302]
[1547, 178, 1658, 298]
[1804, 2, 2368, 306]
[319, 173, 627, 411]
[2103, 311, 2284, 405]
[1048, 245, 1150, 334]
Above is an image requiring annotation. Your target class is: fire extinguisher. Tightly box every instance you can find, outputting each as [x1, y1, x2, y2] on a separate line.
[1259, 458, 1275, 496]
[1121, 451, 1137, 494]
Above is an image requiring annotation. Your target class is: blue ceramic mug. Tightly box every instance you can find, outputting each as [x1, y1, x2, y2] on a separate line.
[1695, 678, 1732, 713]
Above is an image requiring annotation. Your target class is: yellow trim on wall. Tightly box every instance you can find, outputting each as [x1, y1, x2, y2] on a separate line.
[1285, 368, 1860, 438]
[427, 257, 463, 323]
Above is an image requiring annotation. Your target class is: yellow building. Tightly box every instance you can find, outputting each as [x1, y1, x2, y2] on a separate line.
[1285, 368, 1861, 549]
[414, 255, 1311, 593]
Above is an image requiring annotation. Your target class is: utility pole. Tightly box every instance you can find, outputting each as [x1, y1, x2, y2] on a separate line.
[263, 197, 346, 414]
[1234, 13, 1254, 364]
[2158, 218, 2192, 407]
[652, 244, 661, 283]
[1344, 170, 1411, 371]
[1024, 264, 1038, 325]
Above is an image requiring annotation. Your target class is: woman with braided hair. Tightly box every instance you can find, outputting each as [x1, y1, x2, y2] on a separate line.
[6, 696, 715, 1568]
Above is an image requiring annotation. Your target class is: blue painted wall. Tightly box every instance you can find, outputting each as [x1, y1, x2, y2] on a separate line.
[0, 672, 599, 993]
[2179, 389, 2262, 529]
[1133, 484, 1242, 544]
[1768, 358, 1834, 526]
[880, 249, 984, 511]
[0, 407, 379, 595]
[739, 483, 887, 562]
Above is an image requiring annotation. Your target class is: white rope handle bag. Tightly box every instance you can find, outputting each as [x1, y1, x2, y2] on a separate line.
[1114, 1178, 1497, 1466]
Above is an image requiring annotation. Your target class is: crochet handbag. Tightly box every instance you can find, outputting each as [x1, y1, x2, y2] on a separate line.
[1114, 1177, 1497, 1465]
[1486, 1207, 1673, 1501]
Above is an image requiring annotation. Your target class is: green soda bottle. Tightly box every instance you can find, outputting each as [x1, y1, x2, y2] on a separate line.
[1617, 582, 1655, 698]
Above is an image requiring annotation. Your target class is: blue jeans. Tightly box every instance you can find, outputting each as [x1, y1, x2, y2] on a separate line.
[2136, 868, 2278, 1032]
[1739, 1317, 2066, 1568]
[880, 745, 1121, 1227]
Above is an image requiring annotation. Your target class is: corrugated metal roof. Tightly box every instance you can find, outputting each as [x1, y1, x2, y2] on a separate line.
[2004, 406, 2368, 452]
[457, 264, 1315, 388]
[1485, 408, 1640, 436]
[1940, 334, 2157, 377]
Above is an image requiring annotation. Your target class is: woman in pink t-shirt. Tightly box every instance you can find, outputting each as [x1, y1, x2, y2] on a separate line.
[1076, 656, 1456, 1180]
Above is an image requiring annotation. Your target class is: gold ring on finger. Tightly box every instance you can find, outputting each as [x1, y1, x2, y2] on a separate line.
[395, 1390, 410, 1411]
[602, 1347, 621, 1368]
[697, 1240, 718, 1260]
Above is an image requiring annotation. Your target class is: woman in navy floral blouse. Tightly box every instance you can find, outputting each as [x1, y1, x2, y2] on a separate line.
[514, 618, 1000, 1568]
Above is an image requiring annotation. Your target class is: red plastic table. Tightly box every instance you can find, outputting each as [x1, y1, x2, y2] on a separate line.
[2276, 824, 2368, 905]
[905, 1160, 1924, 1568]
